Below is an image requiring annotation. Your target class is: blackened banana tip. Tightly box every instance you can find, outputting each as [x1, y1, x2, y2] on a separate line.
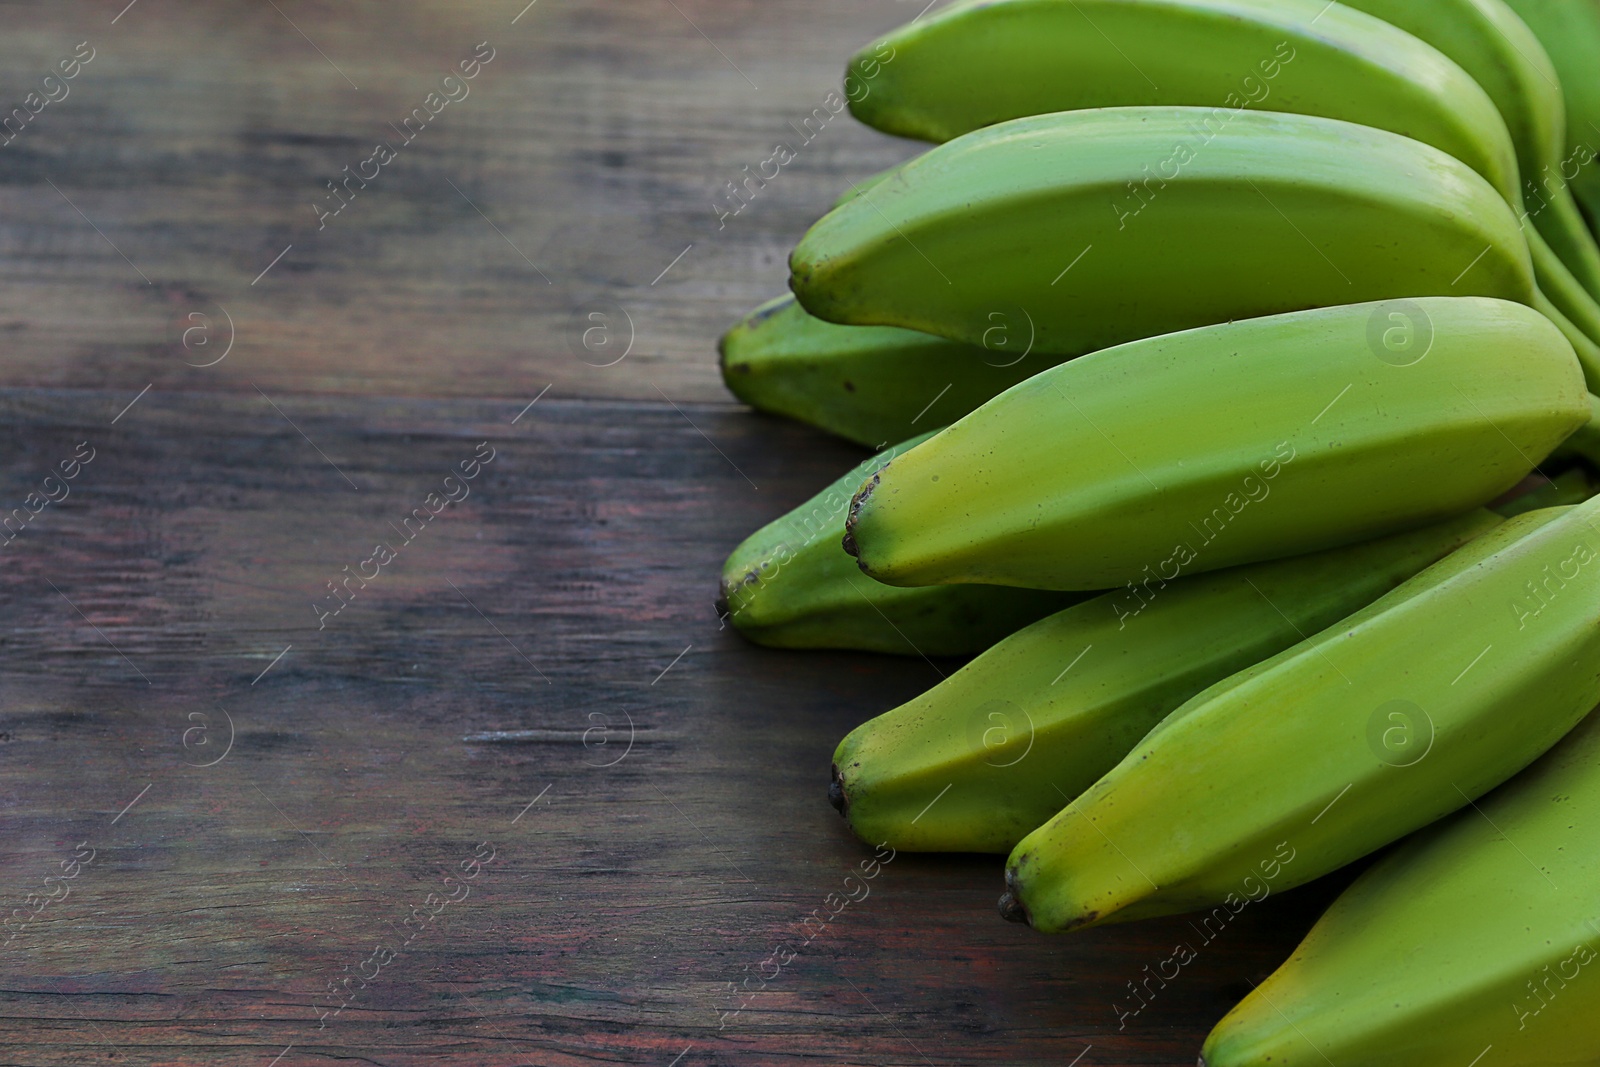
[828, 764, 847, 814]
[997, 891, 1028, 924]
[713, 594, 730, 619]
[842, 473, 881, 560]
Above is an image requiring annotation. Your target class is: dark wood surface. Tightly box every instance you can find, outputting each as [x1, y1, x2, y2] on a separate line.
[0, 3, 1340, 1063]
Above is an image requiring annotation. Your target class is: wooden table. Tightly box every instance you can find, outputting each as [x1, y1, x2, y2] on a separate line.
[0, 2, 1343, 1062]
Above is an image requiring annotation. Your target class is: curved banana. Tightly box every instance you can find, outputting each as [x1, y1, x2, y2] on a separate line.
[844, 0, 1600, 351]
[1499, 0, 1600, 234]
[831, 509, 1500, 854]
[1202, 708, 1600, 1067]
[1001, 500, 1600, 933]
[719, 432, 1084, 655]
[790, 108, 1549, 366]
[844, 297, 1587, 591]
[1336, 0, 1600, 304]
[720, 295, 1054, 448]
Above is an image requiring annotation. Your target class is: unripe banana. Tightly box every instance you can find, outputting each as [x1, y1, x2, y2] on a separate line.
[719, 432, 1083, 655]
[1499, 0, 1600, 235]
[790, 108, 1554, 365]
[844, 297, 1587, 591]
[1202, 708, 1600, 1067]
[852, 0, 1516, 198]
[1336, 0, 1600, 305]
[1002, 500, 1600, 933]
[831, 509, 1501, 854]
[719, 295, 1053, 448]
[843, 0, 1600, 334]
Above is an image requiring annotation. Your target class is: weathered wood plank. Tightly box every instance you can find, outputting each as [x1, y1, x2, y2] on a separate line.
[0, 389, 1336, 1064]
[0, 0, 926, 404]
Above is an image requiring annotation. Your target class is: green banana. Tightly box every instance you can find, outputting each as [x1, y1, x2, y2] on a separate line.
[719, 295, 1054, 448]
[1335, 0, 1600, 305]
[790, 108, 1587, 374]
[1202, 708, 1600, 1067]
[1555, 392, 1600, 469]
[1499, 0, 1600, 233]
[1001, 499, 1600, 933]
[844, 297, 1587, 591]
[719, 431, 1084, 655]
[831, 509, 1501, 854]
[842, 0, 1600, 353]
[1494, 464, 1595, 517]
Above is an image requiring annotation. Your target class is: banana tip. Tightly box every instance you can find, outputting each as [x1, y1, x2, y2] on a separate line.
[997, 891, 1029, 925]
[828, 764, 848, 815]
[842, 474, 880, 559]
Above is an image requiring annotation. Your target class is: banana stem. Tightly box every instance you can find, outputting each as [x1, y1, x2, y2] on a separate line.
[1532, 184, 1600, 305]
[1529, 227, 1600, 347]
[1532, 289, 1600, 393]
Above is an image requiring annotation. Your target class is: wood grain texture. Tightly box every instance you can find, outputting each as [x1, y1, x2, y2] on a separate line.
[0, 2, 1334, 1064]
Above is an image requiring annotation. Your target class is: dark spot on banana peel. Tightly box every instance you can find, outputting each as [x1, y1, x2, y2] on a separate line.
[843, 379, 856, 392]
[829, 763, 848, 815]
[843, 474, 880, 559]
[713, 594, 730, 618]
[997, 891, 1029, 925]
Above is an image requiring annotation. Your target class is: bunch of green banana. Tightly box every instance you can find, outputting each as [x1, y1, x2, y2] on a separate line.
[1000, 498, 1600, 932]
[1202, 706, 1600, 1067]
[844, 297, 1586, 590]
[1335, 0, 1600, 303]
[718, 430, 1084, 655]
[842, 0, 1600, 345]
[719, 295, 1053, 448]
[830, 509, 1501, 853]
[790, 107, 1600, 383]
[1499, 0, 1600, 234]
